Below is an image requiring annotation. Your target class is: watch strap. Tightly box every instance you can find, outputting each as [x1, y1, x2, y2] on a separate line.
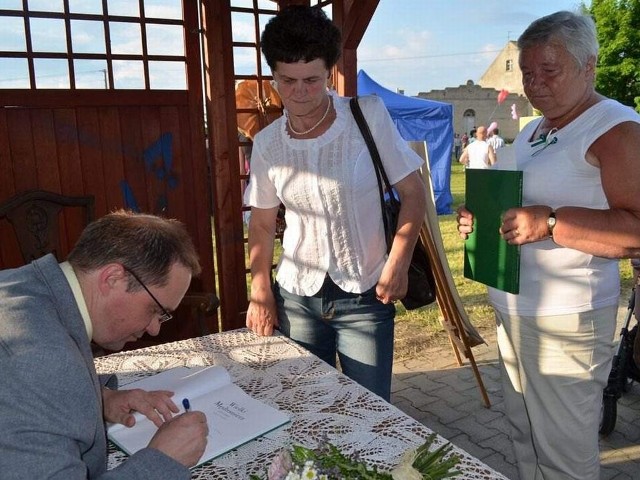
[547, 210, 557, 237]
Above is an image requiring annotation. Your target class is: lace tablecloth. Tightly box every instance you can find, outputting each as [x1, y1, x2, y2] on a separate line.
[95, 329, 507, 479]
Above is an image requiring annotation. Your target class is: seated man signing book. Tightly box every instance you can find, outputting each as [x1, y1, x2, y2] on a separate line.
[0, 210, 208, 479]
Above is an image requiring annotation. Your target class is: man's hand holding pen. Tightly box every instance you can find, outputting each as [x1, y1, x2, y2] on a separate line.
[102, 388, 208, 467]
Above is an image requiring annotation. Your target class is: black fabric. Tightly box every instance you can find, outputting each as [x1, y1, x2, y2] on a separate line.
[350, 97, 436, 310]
[627, 325, 640, 382]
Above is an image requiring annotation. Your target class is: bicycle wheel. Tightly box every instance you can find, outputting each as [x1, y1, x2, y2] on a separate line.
[599, 394, 618, 436]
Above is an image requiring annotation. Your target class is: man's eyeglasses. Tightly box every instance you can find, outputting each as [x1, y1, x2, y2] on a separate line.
[123, 266, 173, 323]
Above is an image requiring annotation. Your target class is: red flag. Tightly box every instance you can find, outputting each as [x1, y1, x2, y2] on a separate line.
[497, 89, 509, 104]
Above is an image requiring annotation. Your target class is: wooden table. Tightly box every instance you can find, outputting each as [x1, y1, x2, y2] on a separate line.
[95, 329, 508, 479]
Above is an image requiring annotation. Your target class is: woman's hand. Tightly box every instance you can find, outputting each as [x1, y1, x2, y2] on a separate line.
[456, 205, 474, 239]
[102, 387, 179, 428]
[246, 288, 279, 336]
[379, 171, 426, 304]
[376, 258, 408, 304]
[500, 205, 553, 245]
[246, 205, 280, 336]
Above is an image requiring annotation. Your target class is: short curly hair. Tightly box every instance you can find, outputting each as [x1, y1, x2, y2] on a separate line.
[261, 5, 341, 71]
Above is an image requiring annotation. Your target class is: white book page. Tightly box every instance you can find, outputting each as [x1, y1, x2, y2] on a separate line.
[190, 382, 289, 463]
[107, 365, 229, 433]
[106, 366, 289, 466]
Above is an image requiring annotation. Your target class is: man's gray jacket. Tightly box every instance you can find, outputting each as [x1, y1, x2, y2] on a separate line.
[0, 254, 190, 479]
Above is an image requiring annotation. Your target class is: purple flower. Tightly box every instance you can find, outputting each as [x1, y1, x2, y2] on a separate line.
[268, 448, 294, 480]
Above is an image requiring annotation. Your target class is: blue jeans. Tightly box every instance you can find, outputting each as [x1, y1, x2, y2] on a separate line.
[274, 276, 395, 401]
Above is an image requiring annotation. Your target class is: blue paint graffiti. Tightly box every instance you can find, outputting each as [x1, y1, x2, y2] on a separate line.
[120, 133, 180, 213]
[144, 133, 177, 187]
[120, 180, 140, 212]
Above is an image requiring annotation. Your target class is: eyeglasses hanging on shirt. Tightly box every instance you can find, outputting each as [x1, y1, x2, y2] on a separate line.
[531, 127, 559, 157]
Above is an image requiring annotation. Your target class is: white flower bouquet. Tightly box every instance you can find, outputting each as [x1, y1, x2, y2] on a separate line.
[250, 433, 461, 480]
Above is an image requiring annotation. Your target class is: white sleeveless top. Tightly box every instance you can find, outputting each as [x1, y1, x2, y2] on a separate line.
[244, 91, 423, 296]
[466, 140, 491, 169]
[489, 99, 640, 316]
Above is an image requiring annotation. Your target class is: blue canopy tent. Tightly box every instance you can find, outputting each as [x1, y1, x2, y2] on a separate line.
[357, 70, 454, 214]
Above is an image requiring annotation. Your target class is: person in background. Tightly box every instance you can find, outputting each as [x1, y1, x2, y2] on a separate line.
[0, 210, 208, 479]
[487, 128, 505, 151]
[243, 5, 426, 401]
[459, 125, 496, 169]
[461, 132, 469, 150]
[457, 11, 640, 480]
[453, 133, 462, 160]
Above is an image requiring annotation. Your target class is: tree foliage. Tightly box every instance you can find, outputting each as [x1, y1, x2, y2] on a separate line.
[589, 0, 640, 111]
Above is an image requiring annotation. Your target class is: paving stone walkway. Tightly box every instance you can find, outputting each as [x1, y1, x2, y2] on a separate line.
[391, 306, 640, 479]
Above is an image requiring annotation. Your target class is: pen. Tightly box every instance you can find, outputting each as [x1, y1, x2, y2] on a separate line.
[182, 398, 191, 412]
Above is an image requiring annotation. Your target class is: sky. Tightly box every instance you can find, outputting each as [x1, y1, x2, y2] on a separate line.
[358, 0, 589, 96]
[0, 0, 590, 91]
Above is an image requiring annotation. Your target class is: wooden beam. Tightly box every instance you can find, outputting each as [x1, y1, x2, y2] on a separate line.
[0, 90, 188, 108]
[183, 0, 218, 329]
[201, 0, 249, 330]
[332, 0, 379, 97]
[341, 0, 379, 50]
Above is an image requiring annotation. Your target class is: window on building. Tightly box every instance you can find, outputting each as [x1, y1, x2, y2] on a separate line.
[506, 59, 514, 72]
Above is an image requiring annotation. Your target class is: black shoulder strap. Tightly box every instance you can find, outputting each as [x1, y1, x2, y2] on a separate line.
[349, 96, 400, 249]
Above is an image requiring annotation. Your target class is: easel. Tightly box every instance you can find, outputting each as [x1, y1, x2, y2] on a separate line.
[410, 142, 492, 408]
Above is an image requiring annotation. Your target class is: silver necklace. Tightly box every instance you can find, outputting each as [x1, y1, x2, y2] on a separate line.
[287, 96, 332, 136]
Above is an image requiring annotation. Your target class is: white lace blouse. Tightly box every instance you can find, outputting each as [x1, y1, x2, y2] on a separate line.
[244, 90, 423, 296]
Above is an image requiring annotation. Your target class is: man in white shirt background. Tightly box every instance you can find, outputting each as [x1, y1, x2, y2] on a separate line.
[459, 125, 496, 169]
[487, 127, 506, 151]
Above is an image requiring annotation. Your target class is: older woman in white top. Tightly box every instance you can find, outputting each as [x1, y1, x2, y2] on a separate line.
[243, 6, 426, 401]
[458, 11, 640, 480]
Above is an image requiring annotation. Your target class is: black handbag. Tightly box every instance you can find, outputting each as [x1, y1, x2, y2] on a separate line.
[350, 96, 436, 310]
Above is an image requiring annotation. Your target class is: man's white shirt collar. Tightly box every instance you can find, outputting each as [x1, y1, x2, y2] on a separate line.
[60, 261, 93, 340]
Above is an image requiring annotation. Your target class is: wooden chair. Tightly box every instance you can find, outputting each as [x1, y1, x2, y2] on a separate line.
[0, 190, 220, 349]
[0, 190, 94, 263]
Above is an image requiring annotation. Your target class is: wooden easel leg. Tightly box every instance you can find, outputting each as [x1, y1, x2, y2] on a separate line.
[466, 349, 491, 408]
[443, 322, 491, 408]
[448, 336, 464, 366]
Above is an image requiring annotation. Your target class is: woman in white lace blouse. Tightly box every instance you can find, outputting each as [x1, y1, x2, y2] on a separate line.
[243, 5, 426, 401]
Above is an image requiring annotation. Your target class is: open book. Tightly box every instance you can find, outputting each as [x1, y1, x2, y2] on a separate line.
[107, 366, 290, 466]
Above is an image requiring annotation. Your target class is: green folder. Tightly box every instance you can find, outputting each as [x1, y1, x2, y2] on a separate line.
[463, 169, 523, 294]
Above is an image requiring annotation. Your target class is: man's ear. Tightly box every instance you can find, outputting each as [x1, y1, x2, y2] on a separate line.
[97, 263, 127, 294]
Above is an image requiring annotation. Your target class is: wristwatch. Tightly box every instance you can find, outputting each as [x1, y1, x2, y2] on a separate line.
[547, 210, 557, 237]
